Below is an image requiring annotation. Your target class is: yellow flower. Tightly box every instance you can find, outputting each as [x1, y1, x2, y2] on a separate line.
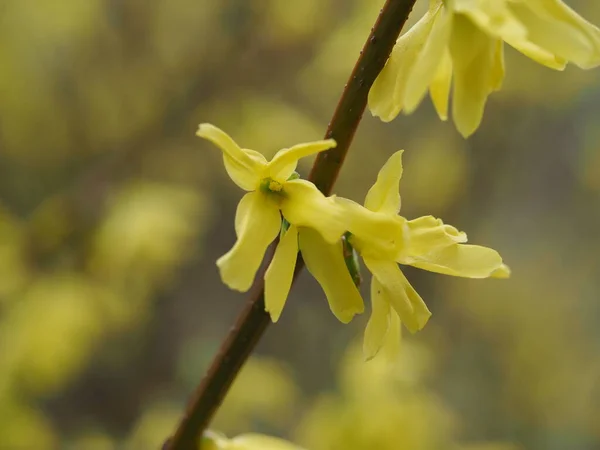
[201, 430, 305, 450]
[369, 0, 600, 137]
[327, 151, 508, 359]
[197, 123, 347, 292]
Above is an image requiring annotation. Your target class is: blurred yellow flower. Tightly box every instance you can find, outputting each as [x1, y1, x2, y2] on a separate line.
[197, 123, 345, 292]
[327, 151, 508, 359]
[201, 430, 304, 450]
[369, 0, 600, 137]
[296, 341, 519, 450]
[213, 357, 299, 433]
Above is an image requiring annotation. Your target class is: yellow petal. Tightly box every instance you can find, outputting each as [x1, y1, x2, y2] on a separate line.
[402, 215, 467, 259]
[454, 0, 527, 42]
[223, 149, 267, 192]
[456, 0, 564, 68]
[509, 0, 600, 69]
[364, 150, 403, 215]
[264, 225, 299, 322]
[429, 49, 453, 120]
[217, 192, 281, 291]
[268, 139, 337, 182]
[197, 123, 266, 190]
[280, 179, 345, 243]
[492, 262, 511, 279]
[200, 430, 229, 450]
[363, 275, 391, 360]
[490, 39, 505, 91]
[368, 9, 437, 122]
[404, 3, 452, 114]
[363, 257, 431, 333]
[335, 198, 408, 260]
[407, 243, 508, 279]
[381, 309, 402, 360]
[299, 228, 364, 323]
[449, 17, 504, 137]
[504, 35, 566, 70]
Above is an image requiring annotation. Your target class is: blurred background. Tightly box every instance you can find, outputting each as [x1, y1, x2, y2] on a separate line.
[1, 0, 599, 448]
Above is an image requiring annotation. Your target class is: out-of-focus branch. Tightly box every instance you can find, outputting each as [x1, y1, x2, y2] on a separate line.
[166, 0, 417, 448]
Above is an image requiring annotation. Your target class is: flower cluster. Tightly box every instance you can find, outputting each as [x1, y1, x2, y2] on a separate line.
[198, 124, 508, 359]
[369, 0, 600, 137]
[197, 0, 600, 360]
[189, 2, 600, 447]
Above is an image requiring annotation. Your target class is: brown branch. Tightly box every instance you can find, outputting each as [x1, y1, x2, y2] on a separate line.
[165, 0, 417, 448]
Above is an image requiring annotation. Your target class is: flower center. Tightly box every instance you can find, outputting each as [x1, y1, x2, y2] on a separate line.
[269, 180, 283, 192]
[259, 177, 284, 195]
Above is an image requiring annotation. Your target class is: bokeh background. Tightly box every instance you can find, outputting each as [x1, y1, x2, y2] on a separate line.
[1, 0, 600, 449]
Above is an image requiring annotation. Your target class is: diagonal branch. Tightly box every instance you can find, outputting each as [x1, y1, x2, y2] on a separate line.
[165, 0, 417, 448]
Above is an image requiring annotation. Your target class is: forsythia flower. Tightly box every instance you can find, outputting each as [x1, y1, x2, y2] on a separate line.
[369, 0, 600, 137]
[325, 151, 508, 359]
[201, 430, 304, 450]
[197, 123, 344, 292]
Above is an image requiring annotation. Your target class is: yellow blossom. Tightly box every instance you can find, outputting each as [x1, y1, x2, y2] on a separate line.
[315, 151, 508, 359]
[369, 0, 600, 137]
[197, 123, 345, 292]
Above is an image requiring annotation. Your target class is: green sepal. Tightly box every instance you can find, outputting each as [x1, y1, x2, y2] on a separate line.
[279, 172, 297, 237]
[280, 217, 291, 237]
[342, 232, 362, 288]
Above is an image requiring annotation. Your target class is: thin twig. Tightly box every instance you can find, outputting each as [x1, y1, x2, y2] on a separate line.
[166, 0, 416, 448]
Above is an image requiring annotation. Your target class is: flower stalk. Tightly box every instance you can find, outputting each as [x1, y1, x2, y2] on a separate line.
[165, 0, 418, 448]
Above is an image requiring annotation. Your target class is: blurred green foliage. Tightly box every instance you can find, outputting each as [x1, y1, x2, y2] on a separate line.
[1, 0, 600, 449]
